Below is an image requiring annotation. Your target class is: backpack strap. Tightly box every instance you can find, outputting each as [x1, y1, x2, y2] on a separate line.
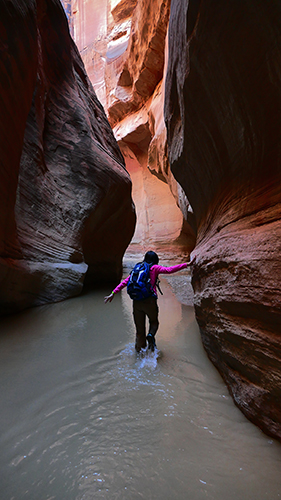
[156, 277, 163, 295]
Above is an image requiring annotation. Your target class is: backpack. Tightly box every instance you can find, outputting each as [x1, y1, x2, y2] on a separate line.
[127, 261, 156, 301]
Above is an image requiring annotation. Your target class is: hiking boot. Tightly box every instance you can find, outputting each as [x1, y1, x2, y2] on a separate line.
[146, 333, 156, 351]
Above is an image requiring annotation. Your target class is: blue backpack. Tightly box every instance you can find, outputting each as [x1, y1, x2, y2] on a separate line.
[127, 262, 156, 300]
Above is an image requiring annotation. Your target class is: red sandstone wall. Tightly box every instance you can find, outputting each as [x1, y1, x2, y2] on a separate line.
[72, 0, 196, 254]
[3, 0, 280, 443]
[0, 0, 135, 314]
[165, 0, 281, 441]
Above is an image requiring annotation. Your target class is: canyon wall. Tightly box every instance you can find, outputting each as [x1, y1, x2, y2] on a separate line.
[165, 0, 281, 440]
[72, 0, 196, 255]
[0, 0, 135, 315]
[66, 0, 281, 439]
[4, 0, 280, 442]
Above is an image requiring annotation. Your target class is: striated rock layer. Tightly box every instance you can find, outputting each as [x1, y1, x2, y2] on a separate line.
[107, 0, 171, 126]
[0, 0, 135, 315]
[57, 0, 179, 255]
[166, 0, 281, 440]
[70, 0, 196, 254]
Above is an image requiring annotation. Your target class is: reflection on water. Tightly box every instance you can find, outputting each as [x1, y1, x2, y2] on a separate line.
[0, 279, 281, 500]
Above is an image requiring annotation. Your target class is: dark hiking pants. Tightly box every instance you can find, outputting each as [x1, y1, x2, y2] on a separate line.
[133, 297, 159, 351]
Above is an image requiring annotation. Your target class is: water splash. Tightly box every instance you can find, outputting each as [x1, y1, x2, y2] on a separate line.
[137, 346, 160, 370]
[115, 343, 165, 393]
[118, 344, 160, 372]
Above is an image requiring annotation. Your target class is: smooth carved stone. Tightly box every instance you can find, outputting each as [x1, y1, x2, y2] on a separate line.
[69, 1, 195, 253]
[119, 142, 184, 247]
[110, 31, 195, 251]
[146, 71, 196, 250]
[0, 0, 135, 315]
[165, 0, 281, 440]
[108, 0, 171, 126]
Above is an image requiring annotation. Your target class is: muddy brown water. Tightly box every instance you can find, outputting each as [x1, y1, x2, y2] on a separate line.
[0, 272, 281, 499]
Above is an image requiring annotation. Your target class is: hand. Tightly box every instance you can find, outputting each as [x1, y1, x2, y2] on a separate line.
[187, 255, 196, 266]
[104, 292, 115, 304]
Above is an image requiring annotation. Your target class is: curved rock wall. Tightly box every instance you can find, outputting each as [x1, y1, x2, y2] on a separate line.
[0, 0, 135, 314]
[107, 0, 171, 126]
[165, 0, 281, 440]
[72, 0, 196, 254]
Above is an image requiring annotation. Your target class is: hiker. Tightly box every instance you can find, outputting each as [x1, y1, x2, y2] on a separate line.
[104, 251, 193, 352]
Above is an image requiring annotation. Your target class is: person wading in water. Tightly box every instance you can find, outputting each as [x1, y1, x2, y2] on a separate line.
[104, 251, 193, 352]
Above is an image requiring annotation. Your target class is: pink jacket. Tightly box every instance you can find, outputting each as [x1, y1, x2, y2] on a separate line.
[112, 263, 188, 297]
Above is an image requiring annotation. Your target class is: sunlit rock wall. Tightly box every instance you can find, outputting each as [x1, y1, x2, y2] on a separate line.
[71, 0, 196, 253]
[107, 0, 171, 126]
[0, 0, 135, 315]
[166, 0, 281, 440]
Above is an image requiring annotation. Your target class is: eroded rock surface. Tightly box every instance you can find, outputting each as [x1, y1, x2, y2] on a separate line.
[107, 0, 171, 125]
[72, 0, 195, 254]
[166, 0, 281, 440]
[0, 0, 135, 314]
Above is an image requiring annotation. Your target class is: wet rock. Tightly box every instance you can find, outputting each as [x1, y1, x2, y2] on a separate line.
[166, 0, 281, 440]
[0, 0, 135, 314]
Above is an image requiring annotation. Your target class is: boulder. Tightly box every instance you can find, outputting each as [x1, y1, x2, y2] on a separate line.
[165, 0, 281, 440]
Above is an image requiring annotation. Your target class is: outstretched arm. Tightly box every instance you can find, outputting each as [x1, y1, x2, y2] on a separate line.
[150, 255, 196, 280]
[104, 275, 130, 304]
[152, 262, 188, 275]
[104, 292, 115, 303]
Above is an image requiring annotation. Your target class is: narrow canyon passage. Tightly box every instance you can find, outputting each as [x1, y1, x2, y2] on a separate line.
[1, 0, 280, 458]
[0, 267, 280, 500]
[120, 144, 188, 254]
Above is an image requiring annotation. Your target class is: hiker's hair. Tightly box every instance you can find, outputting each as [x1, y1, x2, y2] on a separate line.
[144, 251, 159, 265]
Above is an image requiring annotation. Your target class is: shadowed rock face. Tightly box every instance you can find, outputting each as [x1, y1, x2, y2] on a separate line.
[0, 0, 135, 314]
[165, 0, 281, 440]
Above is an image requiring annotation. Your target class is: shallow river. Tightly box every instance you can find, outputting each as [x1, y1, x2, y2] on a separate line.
[0, 274, 281, 500]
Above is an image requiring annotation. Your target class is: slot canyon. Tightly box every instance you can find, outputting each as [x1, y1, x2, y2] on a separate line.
[1, 0, 281, 464]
